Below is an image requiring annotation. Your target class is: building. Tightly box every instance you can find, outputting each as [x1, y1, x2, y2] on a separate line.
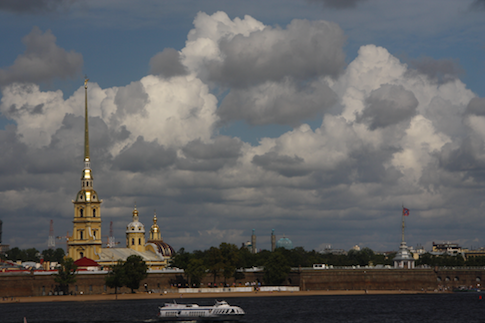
[276, 236, 293, 250]
[432, 242, 467, 255]
[67, 79, 174, 269]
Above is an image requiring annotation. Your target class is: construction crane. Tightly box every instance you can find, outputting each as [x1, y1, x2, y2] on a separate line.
[103, 221, 119, 248]
[56, 231, 70, 252]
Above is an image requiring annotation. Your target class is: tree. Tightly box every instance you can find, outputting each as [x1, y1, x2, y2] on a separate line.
[263, 252, 291, 285]
[54, 257, 78, 294]
[185, 258, 206, 287]
[105, 260, 125, 297]
[42, 248, 65, 263]
[123, 255, 148, 293]
[205, 246, 224, 284]
[219, 243, 239, 284]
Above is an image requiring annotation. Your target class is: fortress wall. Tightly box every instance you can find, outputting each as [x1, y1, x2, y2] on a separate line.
[1, 269, 483, 297]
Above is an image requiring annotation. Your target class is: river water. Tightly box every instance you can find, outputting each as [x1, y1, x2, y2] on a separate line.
[1, 293, 484, 323]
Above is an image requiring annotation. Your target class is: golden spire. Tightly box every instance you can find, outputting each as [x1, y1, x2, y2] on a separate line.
[84, 77, 90, 161]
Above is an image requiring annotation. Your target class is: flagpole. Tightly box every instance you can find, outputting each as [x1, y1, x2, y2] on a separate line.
[401, 207, 405, 244]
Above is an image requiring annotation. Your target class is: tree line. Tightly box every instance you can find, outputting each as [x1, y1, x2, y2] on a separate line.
[169, 244, 396, 287]
[1, 247, 65, 263]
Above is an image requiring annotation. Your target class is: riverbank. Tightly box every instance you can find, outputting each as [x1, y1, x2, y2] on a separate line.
[1, 289, 440, 303]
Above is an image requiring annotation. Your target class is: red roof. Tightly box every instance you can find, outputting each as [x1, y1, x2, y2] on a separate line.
[74, 257, 100, 267]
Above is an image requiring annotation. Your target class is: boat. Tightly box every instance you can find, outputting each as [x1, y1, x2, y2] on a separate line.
[158, 300, 245, 321]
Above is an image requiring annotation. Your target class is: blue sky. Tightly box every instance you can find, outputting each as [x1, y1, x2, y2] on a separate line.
[1, 0, 485, 254]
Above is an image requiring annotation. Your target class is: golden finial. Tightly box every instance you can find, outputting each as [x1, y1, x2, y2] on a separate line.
[84, 75, 89, 89]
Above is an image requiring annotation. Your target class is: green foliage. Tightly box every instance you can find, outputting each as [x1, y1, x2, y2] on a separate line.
[5, 247, 41, 262]
[416, 253, 465, 267]
[465, 256, 485, 266]
[263, 251, 291, 285]
[54, 257, 77, 294]
[105, 260, 125, 294]
[185, 258, 206, 287]
[42, 248, 65, 263]
[205, 246, 224, 283]
[123, 255, 148, 293]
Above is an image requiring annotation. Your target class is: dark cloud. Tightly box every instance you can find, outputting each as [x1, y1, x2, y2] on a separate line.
[114, 81, 149, 118]
[0, 125, 28, 175]
[469, 0, 485, 10]
[218, 79, 337, 126]
[465, 97, 485, 116]
[252, 152, 311, 177]
[208, 19, 346, 88]
[112, 136, 176, 172]
[149, 48, 188, 78]
[306, 0, 368, 9]
[0, 27, 83, 86]
[406, 57, 464, 84]
[0, 0, 78, 14]
[177, 136, 243, 171]
[357, 84, 418, 130]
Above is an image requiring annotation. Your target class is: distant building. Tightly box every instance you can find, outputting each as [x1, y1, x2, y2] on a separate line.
[276, 236, 293, 250]
[432, 242, 467, 255]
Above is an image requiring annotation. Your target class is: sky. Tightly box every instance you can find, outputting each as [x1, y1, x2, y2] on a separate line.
[1, 0, 485, 254]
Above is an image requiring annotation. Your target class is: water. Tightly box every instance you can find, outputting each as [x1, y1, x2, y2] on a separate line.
[1, 293, 484, 323]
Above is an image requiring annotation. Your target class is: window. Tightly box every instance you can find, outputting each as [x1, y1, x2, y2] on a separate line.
[139, 238, 141, 245]
[93, 209, 96, 217]
[132, 238, 135, 245]
[93, 230, 96, 239]
[80, 252, 84, 258]
[80, 230, 84, 240]
[80, 209, 83, 217]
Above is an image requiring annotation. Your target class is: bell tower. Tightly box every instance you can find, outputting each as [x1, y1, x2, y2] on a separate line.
[68, 78, 103, 261]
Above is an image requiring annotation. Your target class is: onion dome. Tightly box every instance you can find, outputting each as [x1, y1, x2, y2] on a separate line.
[276, 236, 293, 250]
[150, 211, 161, 240]
[126, 206, 145, 233]
[147, 240, 175, 257]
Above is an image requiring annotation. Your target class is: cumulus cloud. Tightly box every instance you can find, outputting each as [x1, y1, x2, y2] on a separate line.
[406, 56, 464, 84]
[0, 27, 83, 86]
[149, 48, 188, 78]
[112, 136, 177, 172]
[465, 97, 485, 116]
[2, 11, 485, 252]
[0, 0, 78, 14]
[218, 78, 337, 126]
[206, 19, 346, 88]
[357, 84, 418, 130]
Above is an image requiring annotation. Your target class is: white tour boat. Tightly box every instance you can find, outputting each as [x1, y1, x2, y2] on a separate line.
[158, 300, 245, 321]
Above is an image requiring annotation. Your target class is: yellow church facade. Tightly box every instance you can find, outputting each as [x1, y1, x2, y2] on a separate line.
[67, 79, 174, 269]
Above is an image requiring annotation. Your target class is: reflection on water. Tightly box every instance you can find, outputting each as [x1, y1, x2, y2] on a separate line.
[2, 293, 485, 323]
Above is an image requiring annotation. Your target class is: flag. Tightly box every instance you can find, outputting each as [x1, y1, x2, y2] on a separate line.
[403, 207, 410, 216]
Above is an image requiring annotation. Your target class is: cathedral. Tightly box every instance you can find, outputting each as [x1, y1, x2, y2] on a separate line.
[67, 79, 174, 269]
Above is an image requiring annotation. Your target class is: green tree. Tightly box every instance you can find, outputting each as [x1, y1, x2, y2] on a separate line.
[123, 255, 148, 293]
[105, 260, 125, 297]
[263, 252, 291, 285]
[6, 247, 26, 262]
[170, 248, 191, 269]
[42, 248, 65, 263]
[219, 243, 239, 284]
[185, 258, 206, 287]
[54, 257, 78, 294]
[205, 246, 224, 284]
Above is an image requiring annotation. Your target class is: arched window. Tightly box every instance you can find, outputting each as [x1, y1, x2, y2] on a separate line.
[139, 238, 141, 245]
[93, 209, 96, 217]
[93, 230, 96, 239]
[80, 252, 84, 258]
[80, 230, 84, 240]
[80, 209, 83, 217]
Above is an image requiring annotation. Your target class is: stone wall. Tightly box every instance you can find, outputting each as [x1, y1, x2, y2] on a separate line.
[1, 268, 483, 297]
